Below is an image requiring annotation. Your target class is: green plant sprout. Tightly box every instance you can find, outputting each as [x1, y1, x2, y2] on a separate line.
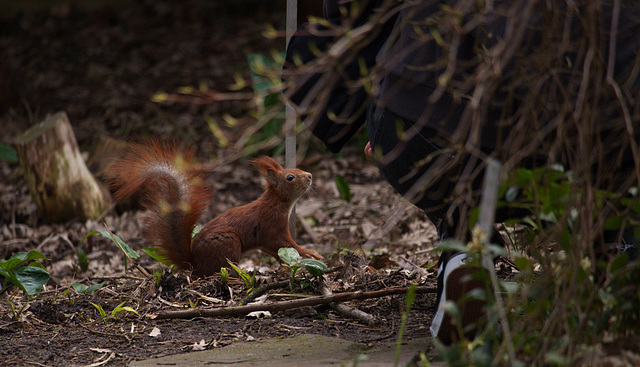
[76, 246, 89, 272]
[152, 269, 165, 289]
[226, 261, 256, 293]
[90, 301, 138, 324]
[86, 224, 203, 273]
[220, 267, 230, 283]
[0, 250, 50, 296]
[69, 282, 105, 295]
[62, 282, 106, 305]
[7, 300, 28, 321]
[277, 247, 327, 291]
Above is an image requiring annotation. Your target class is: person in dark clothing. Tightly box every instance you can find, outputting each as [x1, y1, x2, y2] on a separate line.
[285, 0, 640, 344]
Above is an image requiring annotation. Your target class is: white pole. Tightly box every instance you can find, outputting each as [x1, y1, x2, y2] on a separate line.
[286, 0, 298, 236]
[285, 0, 297, 170]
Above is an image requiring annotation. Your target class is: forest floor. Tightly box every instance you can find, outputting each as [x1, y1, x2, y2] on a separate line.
[0, 1, 456, 365]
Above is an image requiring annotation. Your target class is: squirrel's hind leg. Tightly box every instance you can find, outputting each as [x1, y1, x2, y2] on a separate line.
[190, 228, 242, 277]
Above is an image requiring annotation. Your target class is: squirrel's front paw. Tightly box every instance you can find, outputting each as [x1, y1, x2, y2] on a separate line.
[298, 248, 323, 260]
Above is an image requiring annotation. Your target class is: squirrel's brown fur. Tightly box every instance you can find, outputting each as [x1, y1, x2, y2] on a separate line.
[109, 139, 321, 276]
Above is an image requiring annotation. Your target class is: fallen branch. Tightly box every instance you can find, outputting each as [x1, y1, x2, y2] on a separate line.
[318, 281, 376, 325]
[153, 285, 436, 320]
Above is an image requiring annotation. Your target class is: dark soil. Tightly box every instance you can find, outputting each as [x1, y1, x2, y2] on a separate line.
[0, 1, 444, 365]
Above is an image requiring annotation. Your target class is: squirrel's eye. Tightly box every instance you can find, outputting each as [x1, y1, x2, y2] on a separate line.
[286, 174, 295, 181]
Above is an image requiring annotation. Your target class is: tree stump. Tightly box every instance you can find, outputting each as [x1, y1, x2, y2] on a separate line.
[15, 111, 111, 223]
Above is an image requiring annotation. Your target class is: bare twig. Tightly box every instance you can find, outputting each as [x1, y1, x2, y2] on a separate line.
[158, 91, 253, 105]
[153, 285, 436, 320]
[240, 280, 289, 305]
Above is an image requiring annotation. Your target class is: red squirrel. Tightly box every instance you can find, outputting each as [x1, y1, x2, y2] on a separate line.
[109, 140, 322, 276]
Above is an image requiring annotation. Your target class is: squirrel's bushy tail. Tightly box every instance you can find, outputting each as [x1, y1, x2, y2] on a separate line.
[109, 139, 212, 270]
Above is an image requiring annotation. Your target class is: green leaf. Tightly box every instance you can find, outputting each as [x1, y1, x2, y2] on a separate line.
[90, 302, 108, 319]
[81, 231, 140, 259]
[227, 260, 253, 291]
[84, 282, 105, 294]
[142, 247, 172, 266]
[513, 168, 533, 187]
[117, 306, 138, 315]
[0, 268, 11, 280]
[112, 301, 138, 317]
[71, 283, 88, 294]
[299, 258, 327, 276]
[610, 253, 629, 273]
[72, 281, 105, 295]
[404, 284, 417, 312]
[603, 216, 623, 231]
[0, 257, 20, 270]
[27, 261, 47, 270]
[334, 176, 352, 202]
[77, 247, 88, 272]
[278, 247, 301, 265]
[0, 268, 19, 292]
[0, 143, 18, 163]
[0, 251, 49, 296]
[1, 250, 47, 270]
[13, 266, 50, 296]
[283, 263, 301, 272]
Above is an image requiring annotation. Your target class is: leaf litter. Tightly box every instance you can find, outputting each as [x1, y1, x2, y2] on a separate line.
[0, 1, 447, 365]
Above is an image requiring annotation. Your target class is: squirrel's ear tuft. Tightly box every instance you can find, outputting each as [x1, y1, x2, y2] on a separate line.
[251, 156, 283, 175]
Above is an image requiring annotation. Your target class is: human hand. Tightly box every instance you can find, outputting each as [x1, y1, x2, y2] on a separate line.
[364, 141, 373, 157]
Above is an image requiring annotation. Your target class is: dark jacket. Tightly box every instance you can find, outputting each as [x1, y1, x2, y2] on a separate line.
[285, 0, 640, 153]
